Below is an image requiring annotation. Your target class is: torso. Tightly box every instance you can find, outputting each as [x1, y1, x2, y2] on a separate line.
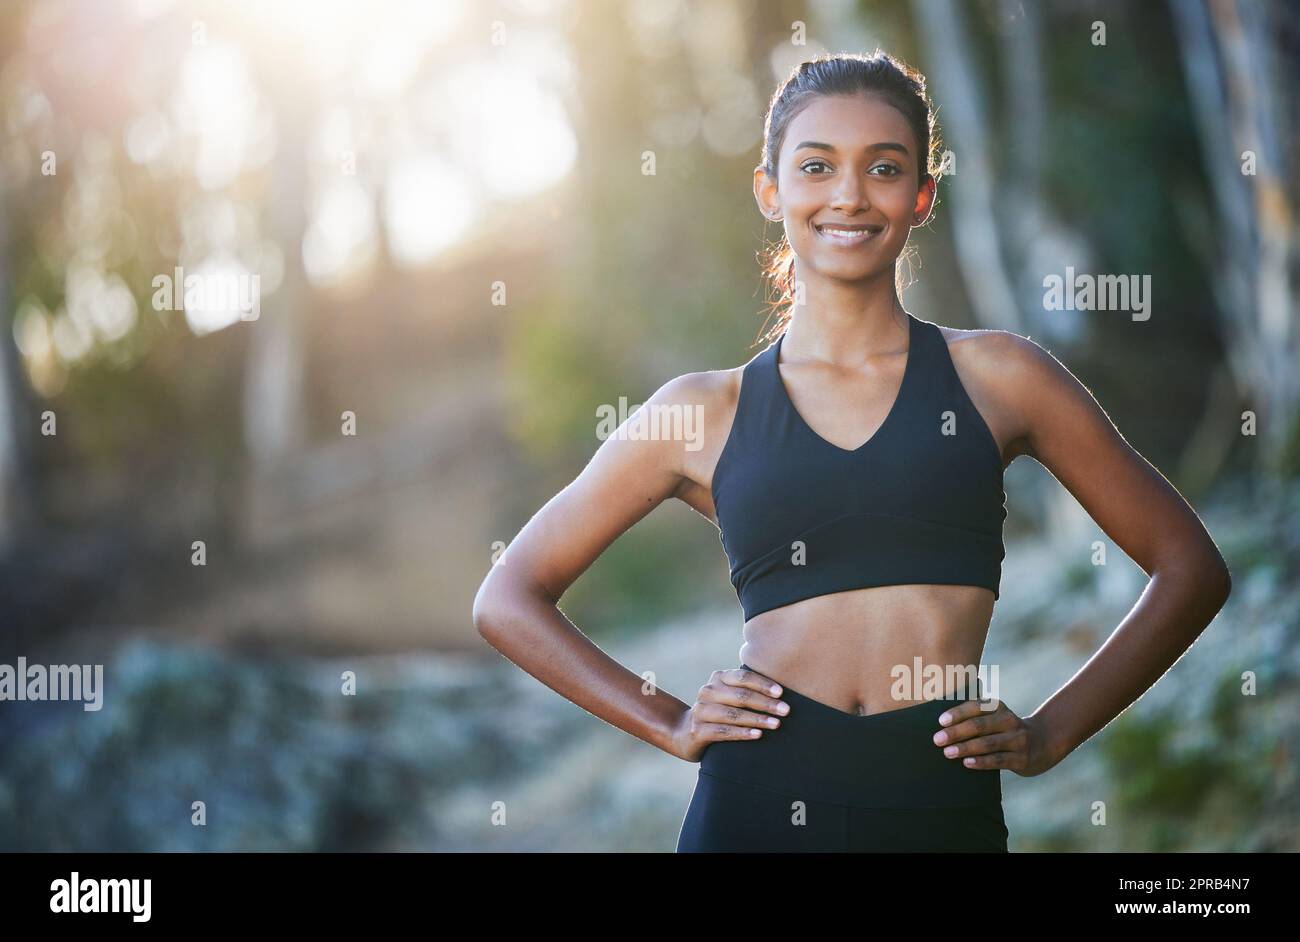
[674, 322, 1030, 718]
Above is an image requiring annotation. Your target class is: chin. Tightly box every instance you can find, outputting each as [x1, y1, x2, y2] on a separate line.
[806, 258, 891, 283]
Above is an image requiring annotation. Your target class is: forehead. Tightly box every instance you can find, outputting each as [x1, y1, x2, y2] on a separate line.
[780, 93, 915, 159]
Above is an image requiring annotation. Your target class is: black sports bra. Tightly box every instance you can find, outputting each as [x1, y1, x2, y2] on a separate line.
[712, 312, 1007, 621]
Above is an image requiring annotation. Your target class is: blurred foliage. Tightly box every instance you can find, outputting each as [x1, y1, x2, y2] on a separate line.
[0, 638, 587, 851]
[1100, 669, 1276, 849]
[559, 507, 729, 638]
[1, 0, 1286, 636]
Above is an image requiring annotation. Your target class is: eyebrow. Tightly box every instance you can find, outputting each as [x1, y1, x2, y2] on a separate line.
[793, 140, 911, 156]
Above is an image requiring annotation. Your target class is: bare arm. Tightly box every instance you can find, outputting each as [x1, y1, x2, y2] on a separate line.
[992, 333, 1232, 767]
[472, 373, 719, 760]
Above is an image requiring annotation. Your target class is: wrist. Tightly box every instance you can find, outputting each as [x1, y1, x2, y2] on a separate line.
[663, 704, 693, 761]
[670, 701, 702, 758]
[1027, 711, 1073, 771]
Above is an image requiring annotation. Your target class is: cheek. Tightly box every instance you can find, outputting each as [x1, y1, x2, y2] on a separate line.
[880, 189, 919, 217]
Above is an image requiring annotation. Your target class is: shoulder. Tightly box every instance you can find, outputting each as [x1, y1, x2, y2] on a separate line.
[651, 366, 736, 402]
[644, 342, 769, 414]
[935, 322, 1037, 361]
[934, 323, 1104, 452]
[638, 353, 762, 496]
[628, 363, 745, 448]
[935, 323, 1067, 393]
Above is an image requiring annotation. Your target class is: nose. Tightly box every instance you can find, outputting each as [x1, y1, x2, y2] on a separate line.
[829, 167, 869, 213]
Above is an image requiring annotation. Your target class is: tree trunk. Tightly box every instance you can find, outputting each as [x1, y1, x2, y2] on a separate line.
[1169, 0, 1299, 478]
[0, 191, 37, 552]
[912, 0, 1023, 334]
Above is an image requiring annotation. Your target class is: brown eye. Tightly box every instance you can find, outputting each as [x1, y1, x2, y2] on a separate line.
[800, 159, 830, 174]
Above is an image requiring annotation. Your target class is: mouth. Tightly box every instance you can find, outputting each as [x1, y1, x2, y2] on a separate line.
[814, 223, 883, 247]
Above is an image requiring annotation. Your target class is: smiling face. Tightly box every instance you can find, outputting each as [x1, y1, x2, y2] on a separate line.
[754, 93, 936, 285]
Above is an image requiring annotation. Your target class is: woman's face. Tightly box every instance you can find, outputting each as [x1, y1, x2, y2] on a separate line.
[754, 93, 935, 285]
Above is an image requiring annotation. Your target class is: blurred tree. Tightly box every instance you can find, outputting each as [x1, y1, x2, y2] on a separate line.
[0, 188, 38, 550]
[1171, 0, 1299, 481]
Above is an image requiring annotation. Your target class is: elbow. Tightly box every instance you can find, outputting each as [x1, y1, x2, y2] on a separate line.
[472, 567, 536, 643]
[1199, 550, 1233, 614]
[1154, 545, 1232, 616]
[1213, 559, 1233, 610]
[473, 564, 556, 644]
[472, 573, 506, 641]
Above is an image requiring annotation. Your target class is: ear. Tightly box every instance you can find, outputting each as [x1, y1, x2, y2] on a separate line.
[753, 165, 781, 220]
[911, 174, 936, 225]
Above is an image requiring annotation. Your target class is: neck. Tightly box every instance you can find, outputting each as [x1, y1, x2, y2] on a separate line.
[780, 274, 909, 365]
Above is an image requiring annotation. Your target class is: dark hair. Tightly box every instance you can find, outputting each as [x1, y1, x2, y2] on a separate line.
[756, 50, 943, 343]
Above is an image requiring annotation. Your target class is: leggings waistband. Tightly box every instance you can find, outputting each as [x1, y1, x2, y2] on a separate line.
[699, 664, 1002, 810]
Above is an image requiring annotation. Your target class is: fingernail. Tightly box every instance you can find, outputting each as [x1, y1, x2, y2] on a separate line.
[776, 702, 790, 714]
[933, 731, 947, 744]
[771, 686, 781, 695]
[944, 746, 958, 757]
[938, 712, 952, 725]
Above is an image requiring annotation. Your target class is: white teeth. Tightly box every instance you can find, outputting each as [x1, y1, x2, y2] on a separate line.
[818, 226, 876, 239]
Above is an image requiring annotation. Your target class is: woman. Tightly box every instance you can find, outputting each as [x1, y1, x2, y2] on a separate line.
[472, 51, 1232, 852]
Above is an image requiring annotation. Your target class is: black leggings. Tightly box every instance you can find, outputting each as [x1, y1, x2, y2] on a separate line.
[676, 665, 1009, 852]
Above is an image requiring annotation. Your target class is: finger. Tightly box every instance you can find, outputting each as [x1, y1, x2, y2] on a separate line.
[701, 674, 789, 717]
[703, 682, 790, 717]
[696, 701, 783, 730]
[933, 704, 1013, 746]
[937, 729, 1023, 761]
[935, 698, 994, 728]
[720, 666, 784, 697]
[957, 750, 1017, 770]
[695, 721, 765, 742]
